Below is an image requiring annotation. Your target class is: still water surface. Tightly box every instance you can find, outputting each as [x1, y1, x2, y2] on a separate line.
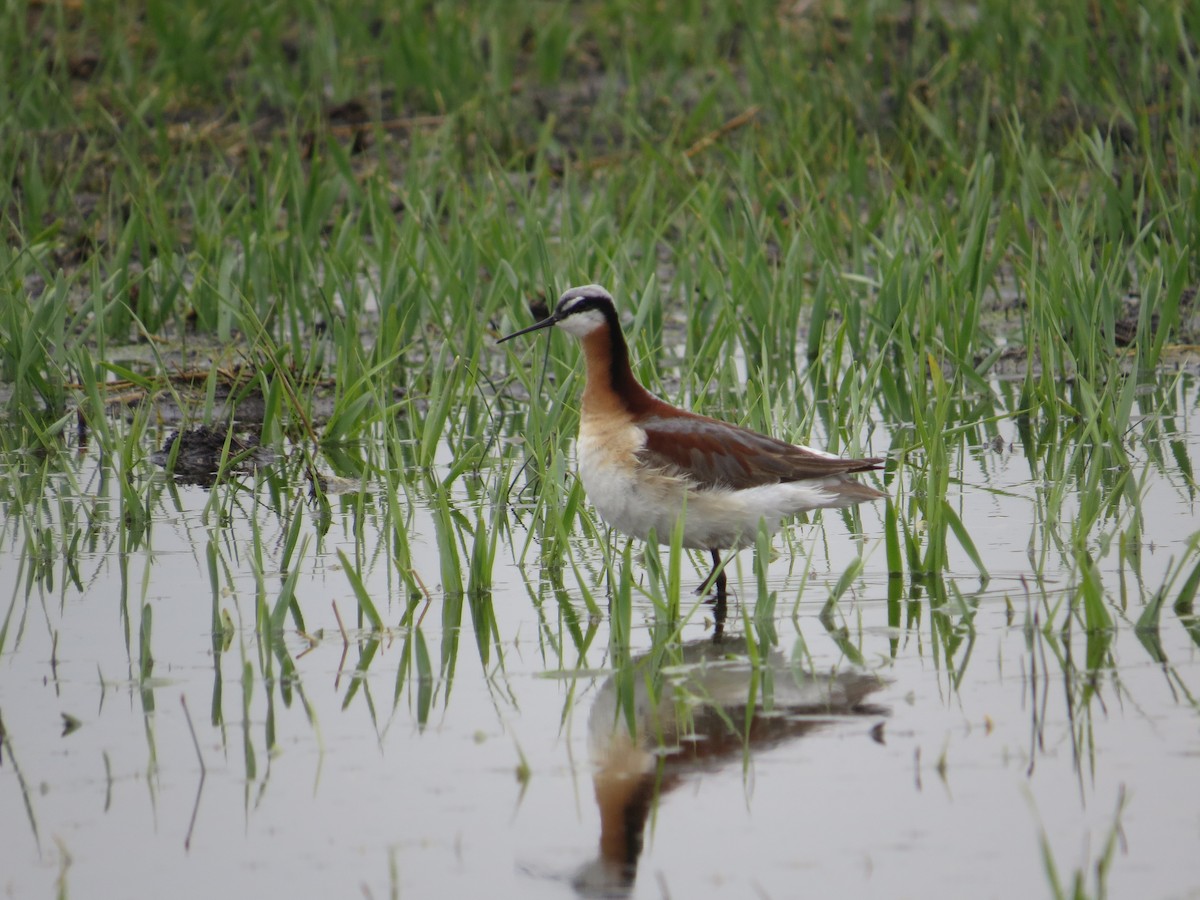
[1, 376, 1198, 899]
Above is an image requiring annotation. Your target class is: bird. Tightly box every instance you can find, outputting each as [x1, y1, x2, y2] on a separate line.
[498, 284, 886, 607]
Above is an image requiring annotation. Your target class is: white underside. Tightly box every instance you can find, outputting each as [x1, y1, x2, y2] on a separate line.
[577, 426, 860, 551]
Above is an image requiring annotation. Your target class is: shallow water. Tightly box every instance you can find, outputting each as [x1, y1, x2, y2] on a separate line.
[2, 376, 1199, 899]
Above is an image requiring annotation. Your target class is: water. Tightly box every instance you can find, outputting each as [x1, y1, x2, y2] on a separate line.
[1, 376, 1198, 899]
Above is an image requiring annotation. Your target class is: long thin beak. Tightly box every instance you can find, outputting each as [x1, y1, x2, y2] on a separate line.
[497, 314, 558, 343]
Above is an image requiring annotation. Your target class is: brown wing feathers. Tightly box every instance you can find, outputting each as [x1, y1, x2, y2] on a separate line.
[638, 414, 883, 491]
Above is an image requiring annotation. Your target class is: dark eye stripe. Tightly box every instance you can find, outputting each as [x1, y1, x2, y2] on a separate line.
[560, 298, 597, 316]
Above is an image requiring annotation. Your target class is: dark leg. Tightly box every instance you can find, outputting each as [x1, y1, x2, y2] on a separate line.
[698, 549, 728, 602]
[710, 549, 727, 639]
[698, 548, 729, 636]
[710, 549, 726, 603]
[697, 548, 722, 597]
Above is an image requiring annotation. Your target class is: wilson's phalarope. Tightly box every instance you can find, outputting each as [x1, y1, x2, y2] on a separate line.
[499, 284, 885, 604]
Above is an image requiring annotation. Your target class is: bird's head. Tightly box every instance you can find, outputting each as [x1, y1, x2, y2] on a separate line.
[498, 284, 615, 342]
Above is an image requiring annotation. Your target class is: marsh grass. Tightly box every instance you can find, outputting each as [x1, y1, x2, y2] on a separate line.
[2, 2, 1200, 892]
[1039, 786, 1128, 900]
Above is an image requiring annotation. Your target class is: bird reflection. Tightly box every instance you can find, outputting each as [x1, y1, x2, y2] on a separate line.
[573, 633, 887, 897]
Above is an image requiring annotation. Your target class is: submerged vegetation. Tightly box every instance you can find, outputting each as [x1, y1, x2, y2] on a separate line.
[1, 0, 1199, 897]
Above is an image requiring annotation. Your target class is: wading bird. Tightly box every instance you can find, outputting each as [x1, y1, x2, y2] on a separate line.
[499, 285, 885, 606]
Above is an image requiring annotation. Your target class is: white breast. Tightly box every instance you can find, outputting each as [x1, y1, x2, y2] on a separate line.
[576, 420, 838, 551]
[577, 420, 686, 544]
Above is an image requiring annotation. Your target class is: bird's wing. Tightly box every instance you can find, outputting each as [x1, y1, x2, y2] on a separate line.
[637, 414, 884, 491]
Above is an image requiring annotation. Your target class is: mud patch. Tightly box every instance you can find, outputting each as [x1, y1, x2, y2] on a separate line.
[150, 424, 274, 486]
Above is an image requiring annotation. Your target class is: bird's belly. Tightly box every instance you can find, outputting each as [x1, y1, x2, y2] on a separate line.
[578, 443, 843, 551]
[577, 421, 842, 550]
[579, 451, 781, 551]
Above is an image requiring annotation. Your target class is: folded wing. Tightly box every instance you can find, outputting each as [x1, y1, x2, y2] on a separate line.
[638, 414, 885, 493]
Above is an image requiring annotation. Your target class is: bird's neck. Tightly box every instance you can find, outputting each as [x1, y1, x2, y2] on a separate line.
[579, 316, 657, 416]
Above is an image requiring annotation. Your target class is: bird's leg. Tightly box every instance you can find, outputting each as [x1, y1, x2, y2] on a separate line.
[696, 549, 716, 596]
[712, 549, 727, 604]
[697, 549, 727, 600]
[706, 549, 728, 639]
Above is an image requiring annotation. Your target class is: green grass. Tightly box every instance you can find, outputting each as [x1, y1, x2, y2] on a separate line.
[0, 0, 1199, 853]
[2, 5, 1190, 585]
[0, 8, 1199, 899]
[1, 0, 1196, 618]
[1039, 786, 1128, 900]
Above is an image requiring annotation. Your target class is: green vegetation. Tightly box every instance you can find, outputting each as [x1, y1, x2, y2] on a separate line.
[1, 1, 1199, 894]
[2, 0, 1197, 683]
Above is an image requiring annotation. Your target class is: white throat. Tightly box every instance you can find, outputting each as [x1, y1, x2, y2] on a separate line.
[557, 307, 607, 338]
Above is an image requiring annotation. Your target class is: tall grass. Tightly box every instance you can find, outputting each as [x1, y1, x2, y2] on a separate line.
[0, 0, 1198, 806]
